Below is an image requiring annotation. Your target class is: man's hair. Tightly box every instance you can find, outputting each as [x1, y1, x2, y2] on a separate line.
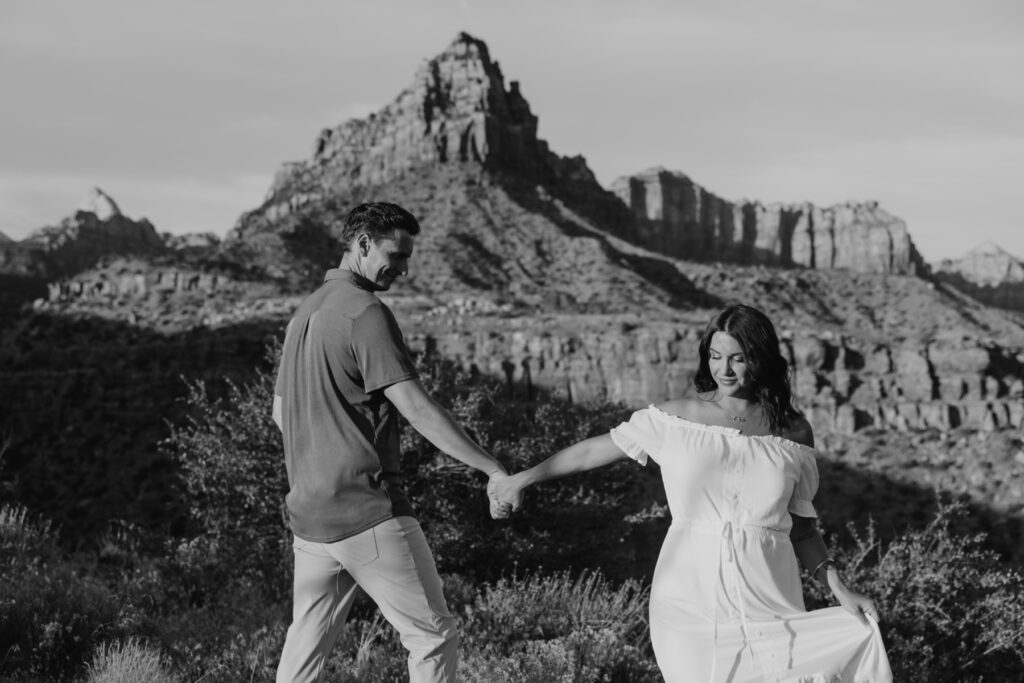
[339, 202, 421, 252]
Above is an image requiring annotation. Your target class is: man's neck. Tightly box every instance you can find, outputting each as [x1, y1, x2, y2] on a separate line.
[338, 254, 359, 275]
[335, 261, 382, 292]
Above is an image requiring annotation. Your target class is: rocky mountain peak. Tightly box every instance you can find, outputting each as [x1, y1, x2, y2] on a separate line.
[969, 241, 1013, 259]
[937, 242, 1024, 286]
[79, 187, 122, 221]
[932, 241, 1024, 311]
[0, 191, 166, 280]
[439, 31, 495, 69]
[249, 31, 580, 222]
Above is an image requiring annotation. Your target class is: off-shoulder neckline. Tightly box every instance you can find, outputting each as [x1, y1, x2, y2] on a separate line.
[646, 404, 814, 452]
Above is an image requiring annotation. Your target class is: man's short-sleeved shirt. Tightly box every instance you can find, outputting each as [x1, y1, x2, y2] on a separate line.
[275, 268, 419, 542]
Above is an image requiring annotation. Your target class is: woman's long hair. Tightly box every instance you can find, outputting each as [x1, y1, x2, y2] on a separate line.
[693, 303, 801, 434]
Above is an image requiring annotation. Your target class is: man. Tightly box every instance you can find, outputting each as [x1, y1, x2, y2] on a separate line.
[273, 202, 514, 682]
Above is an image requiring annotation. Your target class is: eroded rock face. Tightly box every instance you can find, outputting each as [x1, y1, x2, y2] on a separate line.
[404, 319, 1023, 435]
[47, 267, 225, 302]
[164, 232, 221, 252]
[609, 168, 927, 275]
[934, 243, 1024, 312]
[227, 33, 935, 297]
[239, 32, 596, 237]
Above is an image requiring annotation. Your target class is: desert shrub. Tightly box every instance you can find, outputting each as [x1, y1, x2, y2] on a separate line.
[166, 349, 654, 599]
[465, 570, 648, 644]
[0, 504, 57, 565]
[86, 637, 178, 683]
[0, 506, 144, 682]
[162, 349, 1024, 681]
[402, 357, 660, 582]
[460, 639, 588, 683]
[156, 570, 289, 681]
[806, 502, 1024, 682]
[460, 570, 660, 682]
[193, 570, 659, 683]
[169, 623, 286, 683]
[165, 346, 291, 601]
[315, 615, 409, 683]
[164, 613, 407, 683]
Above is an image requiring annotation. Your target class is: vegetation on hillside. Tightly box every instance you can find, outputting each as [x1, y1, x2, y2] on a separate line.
[1, 354, 1023, 681]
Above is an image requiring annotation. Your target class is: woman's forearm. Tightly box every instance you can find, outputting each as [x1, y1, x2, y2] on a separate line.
[515, 434, 625, 488]
[791, 517, 855, 599]
[790, 515, 833, 584]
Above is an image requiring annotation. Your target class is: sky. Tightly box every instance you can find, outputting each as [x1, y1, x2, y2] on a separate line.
[1, 0, 1021, 263]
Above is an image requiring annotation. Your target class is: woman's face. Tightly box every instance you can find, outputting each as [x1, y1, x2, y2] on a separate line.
[708, 331, 753, 398]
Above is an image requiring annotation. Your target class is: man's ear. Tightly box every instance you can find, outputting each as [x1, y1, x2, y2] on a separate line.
[357, 233, 370, 255]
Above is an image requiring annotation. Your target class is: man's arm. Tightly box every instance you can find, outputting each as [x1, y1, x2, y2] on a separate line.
[384, 378, 515, 517]
[384, 378, 504, 475]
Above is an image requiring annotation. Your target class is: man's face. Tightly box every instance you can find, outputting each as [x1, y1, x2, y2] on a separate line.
[358, 229, 415, 291]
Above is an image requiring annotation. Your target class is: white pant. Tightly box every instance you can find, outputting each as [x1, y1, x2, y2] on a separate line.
[276, 516, 458, 682]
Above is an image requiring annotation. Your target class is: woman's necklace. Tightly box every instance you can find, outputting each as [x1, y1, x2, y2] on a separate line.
[720, 400, 759, 423]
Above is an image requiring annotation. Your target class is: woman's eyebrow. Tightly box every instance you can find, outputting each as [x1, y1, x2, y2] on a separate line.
[709, 347, 744, 357]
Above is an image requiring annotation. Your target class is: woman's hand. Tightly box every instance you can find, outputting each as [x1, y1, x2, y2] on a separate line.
[828, 571, 882, 625]
[489, 471, 525, 513]
[486, 471, 513, 519]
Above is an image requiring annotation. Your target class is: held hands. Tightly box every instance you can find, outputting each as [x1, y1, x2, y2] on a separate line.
[486, 471, 523, 520]
[486, 471, 515, 520]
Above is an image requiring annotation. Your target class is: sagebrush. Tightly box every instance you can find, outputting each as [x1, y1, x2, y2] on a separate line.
[3, 351, 1023, 682]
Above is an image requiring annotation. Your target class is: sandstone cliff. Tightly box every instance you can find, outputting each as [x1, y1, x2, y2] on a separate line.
[240, 32, 609, 237]
[394, 260, 1024, 435]
[609, 167, 928, 275]
[224, 32, 648, 302]
[412, 323, 1022, 434]
[934, 242, 1024, 312]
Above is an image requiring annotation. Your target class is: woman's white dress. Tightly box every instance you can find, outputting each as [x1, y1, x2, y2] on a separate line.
[610, 406, 892, 683]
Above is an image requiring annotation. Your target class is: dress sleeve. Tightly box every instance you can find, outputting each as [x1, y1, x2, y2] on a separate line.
[609, 407, 666, 466]
[788, 451, 820, 518]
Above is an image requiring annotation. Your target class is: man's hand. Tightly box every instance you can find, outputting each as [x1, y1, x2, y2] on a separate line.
[488, 471, 524, 517]
[487, 471, 518, 520]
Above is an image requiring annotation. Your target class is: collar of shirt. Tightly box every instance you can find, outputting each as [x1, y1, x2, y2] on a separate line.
[324, 268, 380, 292]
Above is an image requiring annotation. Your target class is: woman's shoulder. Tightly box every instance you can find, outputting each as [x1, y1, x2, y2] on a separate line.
[653, 394, 717, 423]
[779, 414, 815, 448]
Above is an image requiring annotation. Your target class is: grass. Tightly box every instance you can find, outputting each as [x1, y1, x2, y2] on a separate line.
[86, 638, 178, 683]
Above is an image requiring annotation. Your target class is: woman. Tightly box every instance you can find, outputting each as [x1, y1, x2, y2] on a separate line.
[493, 304, 892, 682]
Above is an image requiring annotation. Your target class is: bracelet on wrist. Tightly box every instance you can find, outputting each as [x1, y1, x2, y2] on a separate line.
[811, 558, 837, 580]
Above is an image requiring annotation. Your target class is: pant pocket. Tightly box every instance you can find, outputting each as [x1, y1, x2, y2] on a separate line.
[337, 526, 381, 567]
